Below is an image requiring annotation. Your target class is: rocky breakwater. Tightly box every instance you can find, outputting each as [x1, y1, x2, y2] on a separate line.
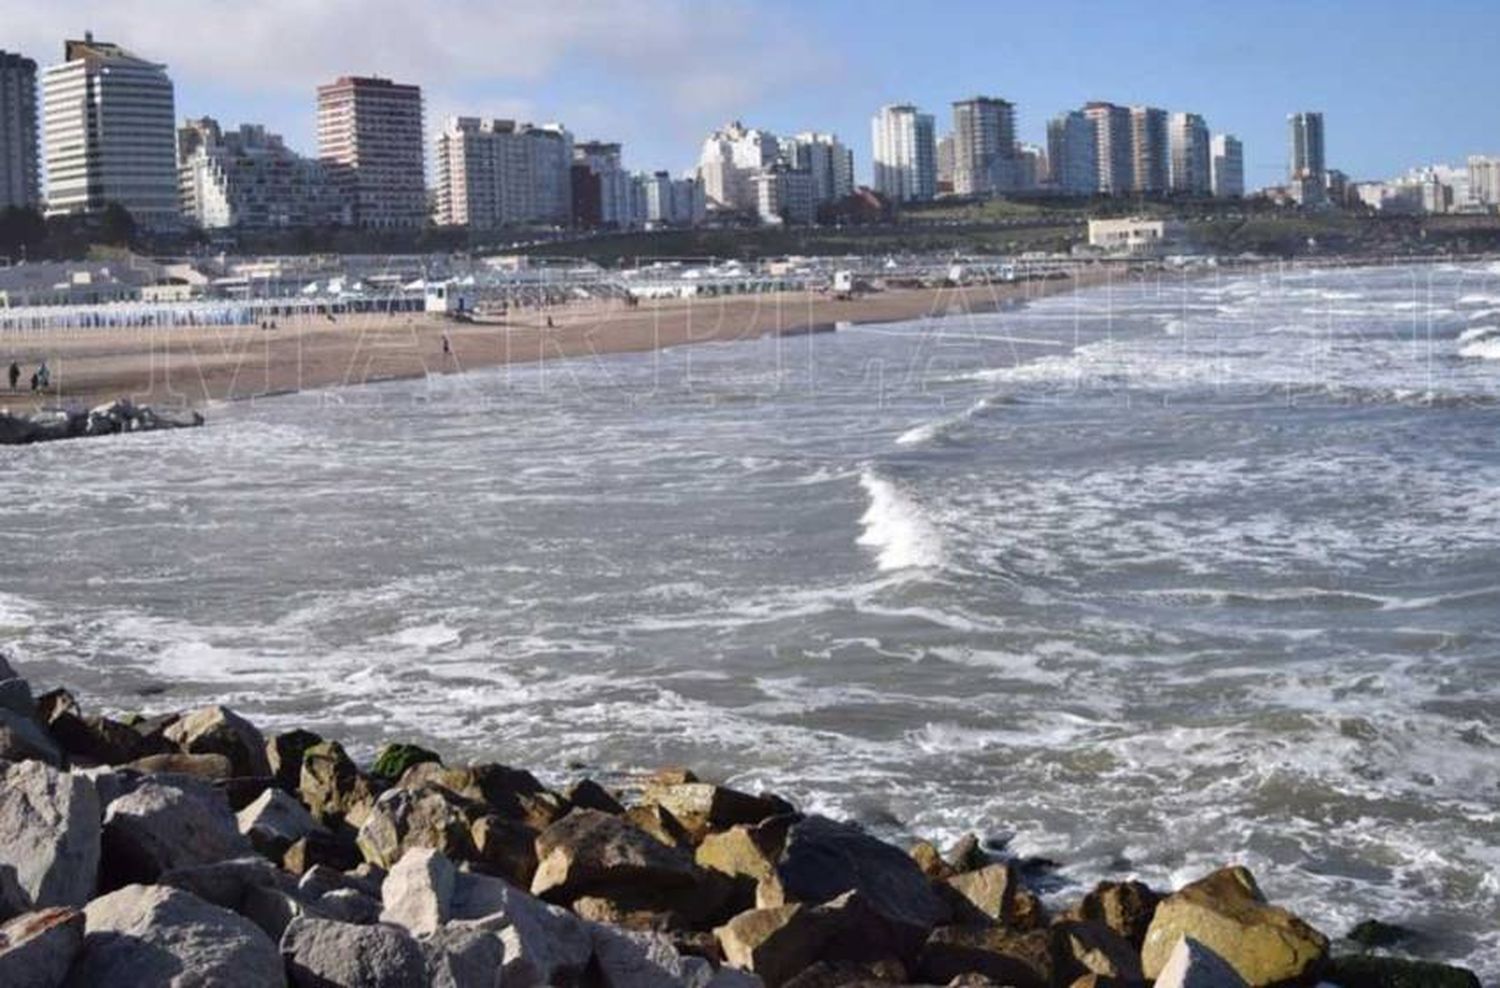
[0, 648, 1486, 988]
[0, 399, 204, 445]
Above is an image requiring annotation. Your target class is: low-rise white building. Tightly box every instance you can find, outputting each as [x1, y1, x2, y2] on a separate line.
[1086, 217, 1189, 255]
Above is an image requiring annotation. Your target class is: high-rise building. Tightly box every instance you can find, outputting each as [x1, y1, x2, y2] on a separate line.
[1046, 111, 1097, 196]
[571, 141, 635, 229]
[781, 132, 854, 204]
[433, 117, 572, 229]
[871, 104, 936, 203]
[1129, 106, 1169, 194]
[42, 35, 179, 228]
[1210, 134, 1244, 199]
[951, 96, 1017, 196]
[1468, 155, 1500, 209]
[696, 121, 779, 213]
[178, 118, 349, 230]
[0, 51, 39, 210]
[936, 134, 955, 193]
[1082, 102, 1132, 195]
[752, 163, 815, 225]
[317, 76, 426, 229]
[1168, 112, 1211, 196]
[638, 171, 704, 228]
[1288, 111, 1326, 204]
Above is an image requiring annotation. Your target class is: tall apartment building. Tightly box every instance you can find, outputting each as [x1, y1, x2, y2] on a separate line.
[178, 117, 349, 230]
[317, 76, 426, 230]
[1210, 134, 1244, 198]
[1168, 112, 1211, 195]
[433, 117, 572, 229]
[696, 121, 779, 213]
[639, 171, 704, 228]
[752, 163, 816, 225]
[0, 51, 39, 210]
[1468, 156, 1500, 209]
[951, 96, 1017, 196]
[1288, 111, 1326, 204]
[1046, 111, 1097, 196]
[42, 35, 179, 228]
[571, 141, 635, 229]
[871, 104, 936, 203]
[781, 132, 854, 205]
[1129, 106, 1169, 194]
[936, 135, 955, 192]
[1082, 102, 1132, 195]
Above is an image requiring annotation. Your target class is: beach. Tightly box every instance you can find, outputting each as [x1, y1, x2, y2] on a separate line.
[0, 268, 1123, 411]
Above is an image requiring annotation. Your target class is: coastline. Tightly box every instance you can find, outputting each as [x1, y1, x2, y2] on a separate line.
[0, 265, 1152, 414]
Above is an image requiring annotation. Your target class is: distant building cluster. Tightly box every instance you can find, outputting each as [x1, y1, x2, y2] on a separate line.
[0, 33, 1496, 238]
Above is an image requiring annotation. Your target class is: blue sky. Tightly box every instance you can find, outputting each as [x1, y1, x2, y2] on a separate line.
[5, 0, 1498, 188]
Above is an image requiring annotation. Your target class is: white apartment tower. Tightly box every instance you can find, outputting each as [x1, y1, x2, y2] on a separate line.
[696, 121, 779, 213]
[951, 96, 1017, 196]
[1083, 102, 1132, 195]
[871, 104, 936, 203]
[178, 118, 349, 230]
[1129, 106, 1169, 194]
[781, 133, 854, 204]
[434, 117, 573, 228]
[0, 51, 40, 210]
[42, 35, 180, 228]
[1168, 112, 1211, 196]
[317, 76, 426, 229]
[1468, 156, 1500, 209]
[1288, 111, 1327, 204]
[1211, 134, 1244, 198]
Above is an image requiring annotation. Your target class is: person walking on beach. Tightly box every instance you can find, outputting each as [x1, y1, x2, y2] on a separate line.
[7, 360, 18, 391]
[442, 333, 452, 358]
[29, 371, 38, 393]
[36, 361, 50, 390]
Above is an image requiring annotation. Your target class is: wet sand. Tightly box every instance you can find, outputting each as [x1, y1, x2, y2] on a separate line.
[0, 269, 1121, 411]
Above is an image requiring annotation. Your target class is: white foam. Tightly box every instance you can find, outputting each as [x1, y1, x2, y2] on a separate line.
[1460, 338, 1500, 361]
[1457, 324, 1500, 344]
[856, 469, 944, 571]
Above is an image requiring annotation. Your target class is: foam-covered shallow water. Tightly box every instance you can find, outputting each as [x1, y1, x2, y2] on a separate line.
[5, 262, 1500, 973]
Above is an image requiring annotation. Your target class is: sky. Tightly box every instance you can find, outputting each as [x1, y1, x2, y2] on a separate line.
[4, 0, 1499, 190]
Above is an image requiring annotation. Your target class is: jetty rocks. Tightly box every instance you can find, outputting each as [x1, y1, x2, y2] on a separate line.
[0, 399, 204, 445]
[0, 652, 1484, 988]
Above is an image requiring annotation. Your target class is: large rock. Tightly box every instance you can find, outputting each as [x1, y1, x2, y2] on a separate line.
[163, 705, 271, 778]
[237, 787, 325, 858]
[566, 778, 625, 815]
[0, 707, 63, 766]
[913, 926, 1052, 988]
[697, 820, 789, 885]
[128, 752, 235, 780]
[1140, 867, 1328, 987]
[1322, 954, 1481, 988]
[401, 762, 569, 830]
[357, 783, 477, 869]
[371, 742, 441, 782]
[300, 740, 381, 830]
[283, 830, 363, 875]
[158, 855, 297, 913]
[1049, 919, 1143, 984]
[469, 813, 539, 887]
[0, 907, 85, 988]
[762, 816, 945, 946]
[449, 871, 593, 986]
[267, 728, 323, 793]
[626, 804, 694, 848]
[65, 884, 285, 988]
[940, 862, 1044, 930]
[0, 761, 100, 914]
[641, 782, 791, 841]
[280, 915, 426, 987]
[1066, 879, 1161, 949]
[421, 923, 505, 988]
[35, 690, 147, 765]
[532, 808, 703, 904]
[100, 780, 252, 886]
[1155, 936, 1249, 988]
[592, 924, 735, 988]
[380, 846, 455, 935]
[715, 903, 826, 988]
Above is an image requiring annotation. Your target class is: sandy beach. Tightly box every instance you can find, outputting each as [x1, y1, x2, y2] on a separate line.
[0, 267, 1126, 412]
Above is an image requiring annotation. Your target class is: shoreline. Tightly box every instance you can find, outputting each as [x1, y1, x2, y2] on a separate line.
[0, 263, 1181, 415]
[0, 653, 1482, 987]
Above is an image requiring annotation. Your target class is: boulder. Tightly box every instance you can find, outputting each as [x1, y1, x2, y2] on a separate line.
[356, 783, 477, 869]
[371, 742, 441, 782]
[298, 863, 380, 901]
[280, 915, 427, 988]
[909, 839, 954, 880]
[35, 690, 146, 765]
[913, 926, 1052, 988]
[300, 740, 381, 829]
[158, 855, 296, 914]
[1049, 920, 1143, 984]
[591, 924, 718, 988]
[697, 820, 789, 886]
[641, 783, 791, 841]
[401, 762, 569, 830]
[163, 705, 271, 778]
[241, 884, 315, 942]
[100, 780, 252, 886]
[0, 675, 30, 715]
[0, 707, 63, 766]
[1066, 880, 1161, 949]
[237, 787, 325, 858]
[531, 808, 704, 905]
[1322, 954, 1481, 988]
[627, 804, 694, 848]
[316, 888, 381, 925]
[469, 813, 539, 886]
[567, 778, 625, 815]
[1140, 867, 1328, 987]
[715, 903, 826, 988]
[941, 862, 1044, 930]
[283, 830, 363, 875]
[267, 728, 323, 792]
[219, 775, 280, 812]
[128, 752, 235, 780]
[1154, 935, 1249, 988]
[449, 871, 593, 986]
[0, 907, 85, 988]
[380, 846, 455, 935]
[947, 834, 989, 874]
[0, 761, 100, 914]
[421, 923, 505, 988]
[762, 816, 945, 947]
[65, 884, 285, 988]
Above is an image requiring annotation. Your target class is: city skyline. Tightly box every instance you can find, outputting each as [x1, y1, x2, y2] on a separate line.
[2, 0, 1499, 188]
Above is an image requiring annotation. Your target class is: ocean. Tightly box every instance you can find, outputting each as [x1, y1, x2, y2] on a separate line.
[4, 261, 1499, 973]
